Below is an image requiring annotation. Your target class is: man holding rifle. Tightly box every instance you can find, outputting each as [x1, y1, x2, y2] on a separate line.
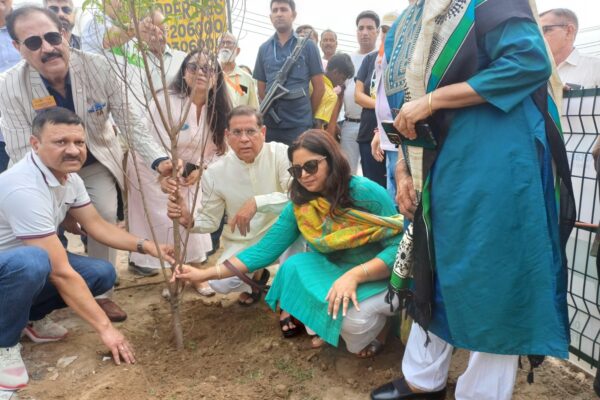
[254, 0, 325, 145]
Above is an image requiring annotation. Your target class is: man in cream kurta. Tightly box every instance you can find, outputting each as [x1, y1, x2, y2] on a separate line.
[169, 106, 298, 298]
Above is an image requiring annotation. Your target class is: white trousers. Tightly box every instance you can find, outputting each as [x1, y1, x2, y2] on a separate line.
[78, 162, 118, 299]
[403, 323, 519, 400]
[340, 291, 398, 353]
[340, 121, 361, 174]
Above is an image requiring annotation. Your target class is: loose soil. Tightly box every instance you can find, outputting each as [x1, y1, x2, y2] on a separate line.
[10, 245, 599, 400]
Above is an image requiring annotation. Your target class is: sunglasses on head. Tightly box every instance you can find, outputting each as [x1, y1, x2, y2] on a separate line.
[48, 5, 73, 14]
[186, 63, 217, 75]
[287, 156, 327, 179]
[19, 31, 63, 51]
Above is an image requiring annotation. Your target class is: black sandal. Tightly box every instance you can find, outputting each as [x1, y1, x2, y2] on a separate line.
[279, 313, 304, 338]
[238, 269, 270, 307]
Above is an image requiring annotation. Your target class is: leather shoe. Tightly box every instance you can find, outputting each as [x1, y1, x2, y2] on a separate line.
[370, 377, 446, 400]
[96, 299, 128, 322]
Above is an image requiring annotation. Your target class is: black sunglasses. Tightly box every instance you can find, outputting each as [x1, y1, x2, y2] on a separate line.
[542, 24, 568, 34]
[19, 32, 63, 51]
[48, 5, 73, 14]
[186, 63, 217, 75]
[288, 157, 327, 179]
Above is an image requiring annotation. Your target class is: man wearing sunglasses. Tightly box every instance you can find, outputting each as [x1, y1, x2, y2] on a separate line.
[0, 6, 175, 321]
[44, 0, 80, 49]
[539, 8, 600, 90]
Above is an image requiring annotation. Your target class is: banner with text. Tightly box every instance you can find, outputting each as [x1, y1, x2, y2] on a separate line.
[155, 0, 227, 53]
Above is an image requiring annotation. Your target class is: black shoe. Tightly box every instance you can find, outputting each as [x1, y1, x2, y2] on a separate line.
[370, 377, 446, 400]
[128, 262, 159, 277]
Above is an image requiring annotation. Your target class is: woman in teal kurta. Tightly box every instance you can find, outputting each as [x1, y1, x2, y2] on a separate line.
[371, 0, 575, 399]
[175, 130, 403, 355]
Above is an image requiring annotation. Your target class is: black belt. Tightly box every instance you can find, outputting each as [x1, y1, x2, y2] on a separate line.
[345, 117, 361, 123]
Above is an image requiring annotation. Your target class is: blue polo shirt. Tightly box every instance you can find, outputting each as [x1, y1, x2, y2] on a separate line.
[42, 73, 98, 167]
[254, 32, 323, 129]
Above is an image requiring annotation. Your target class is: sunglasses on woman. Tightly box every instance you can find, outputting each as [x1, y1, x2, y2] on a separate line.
[287, 157, 327, 179]
[19, 32, 63, 51]
[186, 63, 217, 75]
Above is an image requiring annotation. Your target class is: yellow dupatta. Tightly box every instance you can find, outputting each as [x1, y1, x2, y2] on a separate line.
[293, 197, 404, 254]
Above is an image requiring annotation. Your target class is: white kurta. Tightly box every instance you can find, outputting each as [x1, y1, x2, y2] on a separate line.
[192, 141, 291, 263]
[128, 93, 218, 268]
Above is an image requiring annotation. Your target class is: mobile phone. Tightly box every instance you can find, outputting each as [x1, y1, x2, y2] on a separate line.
[381, 120, 437, 150]
[182, 162, 199, 178]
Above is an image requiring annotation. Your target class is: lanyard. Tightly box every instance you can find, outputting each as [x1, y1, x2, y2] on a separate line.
[224, 73, 244, 96]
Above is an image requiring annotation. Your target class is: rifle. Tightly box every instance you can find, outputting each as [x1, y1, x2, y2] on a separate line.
[259, 34, 312, 124]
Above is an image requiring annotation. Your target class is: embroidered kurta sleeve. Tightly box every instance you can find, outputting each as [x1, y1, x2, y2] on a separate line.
[467, 19, 551, 113]
[237, 203, 300, 272]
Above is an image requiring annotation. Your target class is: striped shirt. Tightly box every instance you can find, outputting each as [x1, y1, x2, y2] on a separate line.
[0, 49, 168, 188]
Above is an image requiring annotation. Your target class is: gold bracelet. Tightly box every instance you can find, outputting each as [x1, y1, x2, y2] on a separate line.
[361, 264, 370, 278]
[428, 92, 434, 116]
[215, 264, 222, 279]
[396, 156, 405, 165]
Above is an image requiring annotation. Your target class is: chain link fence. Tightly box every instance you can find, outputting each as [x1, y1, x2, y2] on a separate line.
[562, 88, 600, 373]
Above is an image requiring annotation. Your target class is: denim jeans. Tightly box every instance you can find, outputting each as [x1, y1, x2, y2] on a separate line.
[0, 141, 9, 173]
[0, 246, 115, 347]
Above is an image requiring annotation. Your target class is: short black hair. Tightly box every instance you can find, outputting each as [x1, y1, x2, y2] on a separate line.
[270, 0, 296, 13]
[356, 10, 380, 28]
[326, 53, 354, 79]
[227, 106, 263, 129]
[296, 24, 318, 41]
[32, 107, 84, 139]
[7, 5, 63, 42]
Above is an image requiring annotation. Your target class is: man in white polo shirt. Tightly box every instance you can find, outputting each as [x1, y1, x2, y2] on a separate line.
[0, 108, 173, 392]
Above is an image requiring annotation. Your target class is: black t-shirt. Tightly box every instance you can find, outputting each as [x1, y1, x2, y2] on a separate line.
[356, 51, 378, 143]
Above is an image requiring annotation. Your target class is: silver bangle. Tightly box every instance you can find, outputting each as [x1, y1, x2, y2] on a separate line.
[361, 263, 370, 278]
[215, 264, 222, 279]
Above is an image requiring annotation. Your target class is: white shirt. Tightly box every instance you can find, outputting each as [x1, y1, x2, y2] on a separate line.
[343, 52, 369, 120]
[192, 142, 291, 262]
[0, 151, 90, 251]
[558, 48, 600, 89]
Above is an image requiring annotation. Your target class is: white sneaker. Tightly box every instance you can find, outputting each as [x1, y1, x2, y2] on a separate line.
[22, 316, 68, 343]
[0, 344, 28, 391]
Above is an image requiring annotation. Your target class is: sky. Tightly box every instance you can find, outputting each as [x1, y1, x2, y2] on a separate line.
[228, 0, 600, 68]
[12, 0, 600, 66]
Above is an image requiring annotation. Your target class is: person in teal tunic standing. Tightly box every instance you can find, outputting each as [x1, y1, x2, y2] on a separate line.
[174, 130, 405, 356]
[371, 0, 575, 399]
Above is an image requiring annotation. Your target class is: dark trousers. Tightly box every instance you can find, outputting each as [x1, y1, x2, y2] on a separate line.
[266, 125, 311, 146]
[359, 142, 386, 188]
[0, 141, 9, 173]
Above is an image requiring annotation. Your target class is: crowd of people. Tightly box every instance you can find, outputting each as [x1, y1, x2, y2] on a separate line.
[0, 0, 598, 398]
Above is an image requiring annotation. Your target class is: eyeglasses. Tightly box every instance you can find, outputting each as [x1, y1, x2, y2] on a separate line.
[220, 40, 237, 48]
[229, 128, 260, 138]
[287, 157, 327, 179]
[48, 5, 73, 15]
[19, 32, 63, 51]
[542, 24, 568, 34]
[186, 63, 217, 75]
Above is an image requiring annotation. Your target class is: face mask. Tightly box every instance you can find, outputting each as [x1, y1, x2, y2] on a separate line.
[218, 48, 236, 63]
